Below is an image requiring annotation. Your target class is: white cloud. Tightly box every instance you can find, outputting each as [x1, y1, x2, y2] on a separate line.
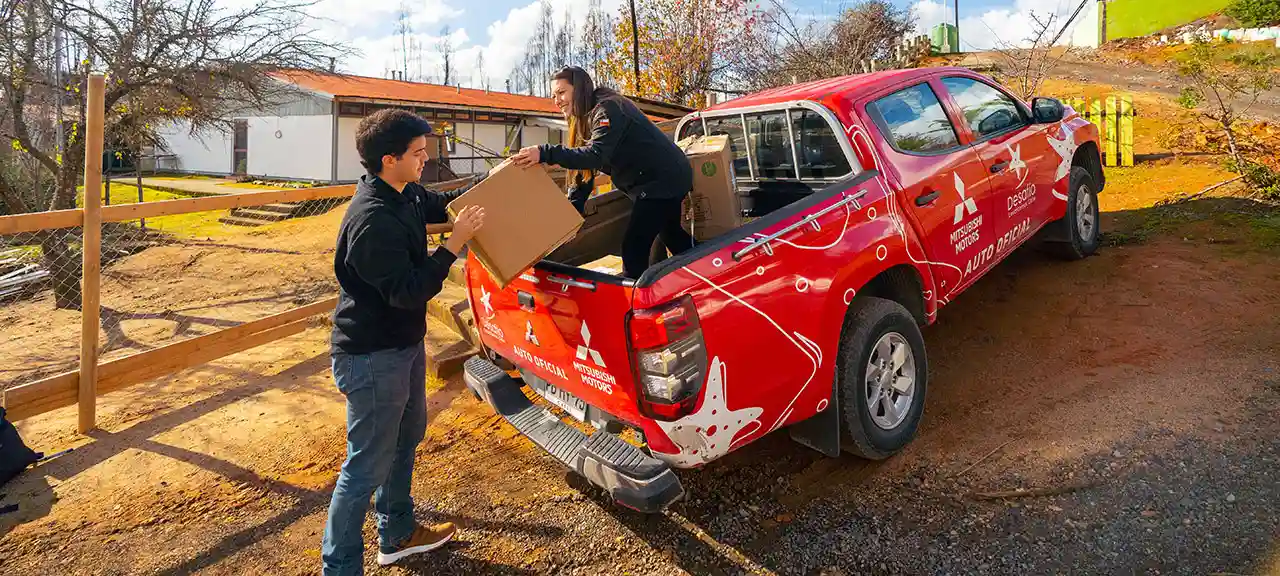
[911, 0, 1088, 51]
[315, 0, 623, 91]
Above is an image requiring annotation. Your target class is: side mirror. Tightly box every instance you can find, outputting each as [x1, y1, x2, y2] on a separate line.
[1032, 97, 1065, 124]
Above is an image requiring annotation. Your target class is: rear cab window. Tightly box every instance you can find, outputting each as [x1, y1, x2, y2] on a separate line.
[679, 107, 855, 183]
[679, 105, 856, 218]
[866, 82, 961, 154]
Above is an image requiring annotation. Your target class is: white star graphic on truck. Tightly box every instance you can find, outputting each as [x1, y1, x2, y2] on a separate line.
[1047, 123, 1079, 200]
[479, 286, 494, 318]
[1008, 143, 1028, 187]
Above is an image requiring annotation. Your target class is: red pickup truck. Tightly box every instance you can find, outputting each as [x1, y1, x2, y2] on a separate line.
[462, 67, 1104, 513]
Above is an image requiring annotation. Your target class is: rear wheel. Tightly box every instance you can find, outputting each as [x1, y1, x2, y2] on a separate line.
[837, 297, 929, 460]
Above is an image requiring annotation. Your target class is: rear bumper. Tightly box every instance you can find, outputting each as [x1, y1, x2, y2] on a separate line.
[462, 356, 684, 514]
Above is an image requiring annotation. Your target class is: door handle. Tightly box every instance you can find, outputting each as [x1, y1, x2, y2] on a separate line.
[915, 190, 940, 206]
[990, 161, 1010, 174]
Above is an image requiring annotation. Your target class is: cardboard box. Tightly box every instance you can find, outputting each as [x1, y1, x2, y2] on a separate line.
[677, 134, 742, 240]
[446, 161, 584, 289]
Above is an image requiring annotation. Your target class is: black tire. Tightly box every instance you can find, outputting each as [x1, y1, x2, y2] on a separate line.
[1044, 166, 1101, 260]
[837, 296, 929, 460]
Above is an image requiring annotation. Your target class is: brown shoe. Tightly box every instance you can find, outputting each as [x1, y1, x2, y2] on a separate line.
[376, 522, 457, 565]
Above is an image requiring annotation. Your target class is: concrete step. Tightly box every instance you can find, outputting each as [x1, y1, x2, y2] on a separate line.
[424, 315, 478, 379]
[447, 258, 467, 286]
[256, 203, 301, 215]
[427, 281, 472, 340]
[230, 207, 291, 221]
[218, 215, 268, 227]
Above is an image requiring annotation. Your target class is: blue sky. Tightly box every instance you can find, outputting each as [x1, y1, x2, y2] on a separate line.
[309, 0, 1086, 88]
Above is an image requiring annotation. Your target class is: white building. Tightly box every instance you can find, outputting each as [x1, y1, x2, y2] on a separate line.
[155, 70, 574, 183]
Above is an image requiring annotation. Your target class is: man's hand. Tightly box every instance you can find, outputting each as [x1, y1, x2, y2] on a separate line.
[510, 146, 542, 168]
[444, 205, 485, 254]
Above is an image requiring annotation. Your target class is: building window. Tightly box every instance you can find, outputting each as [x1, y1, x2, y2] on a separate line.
[338, 102, 364, 117]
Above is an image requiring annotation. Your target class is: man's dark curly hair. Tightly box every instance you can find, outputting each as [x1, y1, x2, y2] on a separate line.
[355, 109, 434, 175]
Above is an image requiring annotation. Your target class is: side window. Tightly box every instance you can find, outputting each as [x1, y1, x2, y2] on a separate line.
[941, 77, 1027, 139]
[745, 111, 795, 179]
[703, 116, 751, 179]
[869, 83, 961, 154]
[790, 109, 852, 178]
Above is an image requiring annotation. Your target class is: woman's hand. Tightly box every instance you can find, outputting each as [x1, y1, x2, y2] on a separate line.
[510, 146, 542, 168]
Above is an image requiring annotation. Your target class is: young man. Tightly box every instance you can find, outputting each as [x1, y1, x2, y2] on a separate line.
[324, 109, 485, 575]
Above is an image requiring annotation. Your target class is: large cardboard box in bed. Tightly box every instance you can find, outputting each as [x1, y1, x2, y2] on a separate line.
[446, 161, 584, 289]
[677, 134, 742, 241]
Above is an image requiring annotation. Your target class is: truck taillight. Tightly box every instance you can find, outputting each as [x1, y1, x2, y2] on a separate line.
[627, 295, 708, 421]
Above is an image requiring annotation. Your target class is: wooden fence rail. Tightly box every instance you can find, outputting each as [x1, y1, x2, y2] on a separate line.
[0, 74, 355, 430]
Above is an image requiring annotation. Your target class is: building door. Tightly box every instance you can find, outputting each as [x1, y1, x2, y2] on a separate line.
[232, 120, 248, 175]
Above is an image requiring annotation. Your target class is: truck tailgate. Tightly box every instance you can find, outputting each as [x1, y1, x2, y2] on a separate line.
[465, 258, 640, 423]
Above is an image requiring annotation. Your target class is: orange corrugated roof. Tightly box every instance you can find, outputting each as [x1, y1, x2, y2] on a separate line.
[273, 70, 562, 116]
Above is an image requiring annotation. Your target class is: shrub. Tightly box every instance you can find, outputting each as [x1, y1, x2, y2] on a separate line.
[1224, 0, 1280, 28]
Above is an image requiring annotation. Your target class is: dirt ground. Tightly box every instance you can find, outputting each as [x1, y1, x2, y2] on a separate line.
[3, 79, 1280, 573]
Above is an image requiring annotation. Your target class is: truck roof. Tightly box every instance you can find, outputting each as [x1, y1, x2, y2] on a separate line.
[704, 67, 970, 113]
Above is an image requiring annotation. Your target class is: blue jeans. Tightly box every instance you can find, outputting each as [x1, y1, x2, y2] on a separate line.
[322, 343, 427, 576]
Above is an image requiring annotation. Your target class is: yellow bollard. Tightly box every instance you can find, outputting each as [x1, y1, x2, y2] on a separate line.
[1106, 96, 1119, 167]
[1120, 95, 1135, 167]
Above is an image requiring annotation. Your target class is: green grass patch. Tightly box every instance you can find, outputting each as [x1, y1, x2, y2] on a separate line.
[76, 183, 232, 239]
[1105, 196, 1280, 253]
[1107, 0, 1232, 40]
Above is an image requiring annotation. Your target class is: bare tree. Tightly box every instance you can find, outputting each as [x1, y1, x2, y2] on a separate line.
[394, 1, 412, 80]
[578, 0, 616, 88]
[985, 11, 1071, 100]
[0, 0, 342, 308]
[474, 51, 487, 89]
[536, 1, 554, 95]
[437, 25, 454, 86]
[1177, 38, 1280, 198]
[729, 0, 915, 91]
[553, 7, 573, 70]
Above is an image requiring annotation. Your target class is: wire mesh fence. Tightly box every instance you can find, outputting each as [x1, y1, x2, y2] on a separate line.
[0, 186, 357, 395]
[1, 226, 85, 391]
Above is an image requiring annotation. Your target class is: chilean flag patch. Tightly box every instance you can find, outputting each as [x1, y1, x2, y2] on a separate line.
[598, 117, 610, 126]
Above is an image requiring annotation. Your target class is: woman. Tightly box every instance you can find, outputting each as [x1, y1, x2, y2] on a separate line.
[511, 66, 694, 280]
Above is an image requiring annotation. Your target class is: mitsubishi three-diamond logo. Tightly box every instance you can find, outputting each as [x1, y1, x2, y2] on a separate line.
[524, 320, 539, 346]
[576, 321, 606, 368]
[952, 172, 979, 225]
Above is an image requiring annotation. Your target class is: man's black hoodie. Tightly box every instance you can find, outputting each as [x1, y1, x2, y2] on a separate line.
[330, 173, 480, 355]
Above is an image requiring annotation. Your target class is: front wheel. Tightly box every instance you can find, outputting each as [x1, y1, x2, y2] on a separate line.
[1044, 166, 1101, 260]
[837, 297, 929, 460]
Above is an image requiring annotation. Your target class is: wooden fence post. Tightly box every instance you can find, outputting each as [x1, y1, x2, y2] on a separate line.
[1105, 96, 1119, 167]
[79, 72, 106, 434]
[1120, 94, 1135, 167]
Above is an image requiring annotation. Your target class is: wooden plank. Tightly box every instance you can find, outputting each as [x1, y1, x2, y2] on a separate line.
[4, 372, 78, 422]
[1120, 95, 1135, 167]
[1105, 96, 1119, 168]
[0, 209, 83, 235]
[98, 318, 313, 394]
[100, 184, 356, 223]
[80, 73, 106, 433]
[95, 297, 336, 391]
[5, 297, 336, 422]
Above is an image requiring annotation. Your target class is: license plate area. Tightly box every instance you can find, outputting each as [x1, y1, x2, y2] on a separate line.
[527, 377, 588, 422]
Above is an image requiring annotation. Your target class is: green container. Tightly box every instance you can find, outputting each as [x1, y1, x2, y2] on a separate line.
[931, 23, 960, 54]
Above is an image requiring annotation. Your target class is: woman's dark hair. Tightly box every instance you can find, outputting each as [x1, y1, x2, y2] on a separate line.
[355, 108, 434, 174]
[552, 66, 598, 144]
